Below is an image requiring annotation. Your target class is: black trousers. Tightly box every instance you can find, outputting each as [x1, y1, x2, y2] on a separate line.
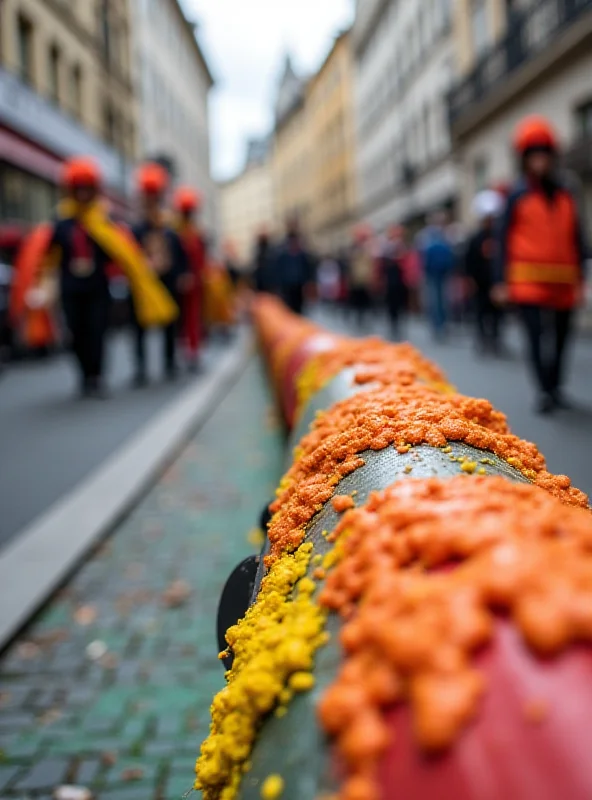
[475, 288, 500, 350]
[386, 282, 406, 335]
[132, 290, 179, 377]
[282, 285, 304, 315]
[62, 290, 110, 384]
[518, 304, 573, 395]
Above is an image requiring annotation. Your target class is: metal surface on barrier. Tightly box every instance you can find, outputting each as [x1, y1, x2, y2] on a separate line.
[288, 367, 374, 456]
[237, 443, 530, 800]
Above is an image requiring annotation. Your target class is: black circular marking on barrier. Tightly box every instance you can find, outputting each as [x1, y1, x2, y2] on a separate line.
[216, 555, 260, 670]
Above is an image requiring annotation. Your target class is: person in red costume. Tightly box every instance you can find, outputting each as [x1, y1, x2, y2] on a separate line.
[173, 186, 206, 372]
[493, 116, 588, 414]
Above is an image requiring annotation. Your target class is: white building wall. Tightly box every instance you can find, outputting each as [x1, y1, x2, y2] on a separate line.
[131, 0, 217, 232]
[457, 52, 592, 227]
[354, 0, 457, 230]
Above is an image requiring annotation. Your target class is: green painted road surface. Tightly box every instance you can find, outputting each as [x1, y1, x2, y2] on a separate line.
[0, 357, 285, 800]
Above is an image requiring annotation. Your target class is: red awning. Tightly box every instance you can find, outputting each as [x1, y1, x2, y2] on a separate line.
[0, 126, 62, 183]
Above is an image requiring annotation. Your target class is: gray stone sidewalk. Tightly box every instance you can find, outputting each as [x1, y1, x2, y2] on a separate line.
[0, 357, 285, 800]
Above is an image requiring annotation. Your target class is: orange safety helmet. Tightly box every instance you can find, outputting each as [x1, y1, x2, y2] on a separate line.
[173, 185, 203, 213]
[62, 157, 102, 189]
[136, 162, 169, 195]
[513, 116, 558, 153]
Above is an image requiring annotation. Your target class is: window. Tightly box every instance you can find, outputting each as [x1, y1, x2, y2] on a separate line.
[103, 103, 115, 145]
[471, 0, 490, 60]
[70, 65, 82, 118]
[576, 101, 592, 138]
[48, 44, 60, 104]
[473, 156, 489, 193]
[99, 0, 111, 65]
[17, 15, 33, 84]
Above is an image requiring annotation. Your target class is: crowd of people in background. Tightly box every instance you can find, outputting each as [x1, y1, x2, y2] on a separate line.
[1, 115, 586, 416]
[251, 115, 587, 416]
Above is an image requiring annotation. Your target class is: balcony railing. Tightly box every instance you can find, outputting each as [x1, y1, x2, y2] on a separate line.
[449, 0, 592, 126]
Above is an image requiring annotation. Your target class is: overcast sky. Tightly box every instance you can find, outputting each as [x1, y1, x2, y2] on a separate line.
[181, 0, 354, 181]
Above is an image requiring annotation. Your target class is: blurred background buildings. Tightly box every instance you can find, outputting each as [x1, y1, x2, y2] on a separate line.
[0, 0, 216, 259]
[213, 0, 592, 262]
[131, 0, 216, 231]
[451, 0, 592, 229]
[0, 0, 137, 247]
[219, 137, 276, 268]
[353, 0, 456, 230]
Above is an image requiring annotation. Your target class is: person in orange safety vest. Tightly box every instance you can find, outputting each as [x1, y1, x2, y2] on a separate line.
[173, 186, 206, 371]
[493, 115, 588, 414]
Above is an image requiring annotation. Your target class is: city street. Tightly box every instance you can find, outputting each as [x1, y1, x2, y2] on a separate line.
[0, 357, 284, 800]
[0, 333, 230, 549]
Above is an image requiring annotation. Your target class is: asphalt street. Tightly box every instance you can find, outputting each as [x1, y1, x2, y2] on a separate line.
[0, 331, 227, 549]
[313, 306, 592, 500]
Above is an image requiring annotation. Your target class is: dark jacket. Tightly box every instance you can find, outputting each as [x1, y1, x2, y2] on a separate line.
[132, 222, 187, 293]
[50, 218, 110, 295]
[253, 240, 276, 293]
[274, 237, 313, 288]
[464, 228, 497, 292]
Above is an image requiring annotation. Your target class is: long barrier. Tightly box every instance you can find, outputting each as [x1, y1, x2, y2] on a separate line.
[196, 295, 592, 800]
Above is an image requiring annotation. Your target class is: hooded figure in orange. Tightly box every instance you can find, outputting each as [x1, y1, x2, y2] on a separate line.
[10, 157, 177, 397]
[173, 186, 206, 370]
[131, 163, 188, 384]
[493, 116, 587, 413]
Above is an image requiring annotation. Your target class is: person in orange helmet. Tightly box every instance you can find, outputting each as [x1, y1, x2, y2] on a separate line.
[173, 185, 206, 371]
[41, 158, 109, 396]
[132, 163, 188, 384]
[493, 116, 588, 413]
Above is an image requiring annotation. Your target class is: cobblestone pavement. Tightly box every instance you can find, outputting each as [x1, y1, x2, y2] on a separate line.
[0, 357, 285, 800]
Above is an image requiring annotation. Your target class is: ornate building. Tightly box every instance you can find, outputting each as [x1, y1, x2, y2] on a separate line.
[307, 31, 357, 253]
[271, 56, 312, 236]
[130, 0, 216, 230]
[353, 0, 457, 230]
[0, 0, 136, 246]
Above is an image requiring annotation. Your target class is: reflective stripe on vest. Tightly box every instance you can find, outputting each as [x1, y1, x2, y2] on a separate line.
[508, 261, 580, 285]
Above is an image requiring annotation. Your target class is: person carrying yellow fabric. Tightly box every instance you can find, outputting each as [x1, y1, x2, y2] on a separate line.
[10, 156, 177, 398]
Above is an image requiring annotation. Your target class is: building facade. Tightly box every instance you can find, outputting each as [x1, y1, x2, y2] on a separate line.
[272, 56, 312, 237]
[353, 0, 457, 231]
[131, 0, 216, 231]
[450, 0, 592, 228]
[219, 138, 276, 269]
[307, 31, 358, 254]
[0, 0, 137, 246]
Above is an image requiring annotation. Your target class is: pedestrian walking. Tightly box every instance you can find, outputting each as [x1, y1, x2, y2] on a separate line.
[274, 219, 314, 315]
[132, 163, 188, 385]
[317, 254, 341, 309]
[380, 225, 408, 339]
[348, 224, 375, 329]
[465, 190, 505, 354]
[419, 212, 456, 339]
[173, 186, 206, 372]
[252, 230, 276, 295]
[9, 157, 176, 398]
[493, 116, 587, 414]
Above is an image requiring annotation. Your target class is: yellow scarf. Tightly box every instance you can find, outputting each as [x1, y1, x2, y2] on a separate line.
[59, 199, 178, 328]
